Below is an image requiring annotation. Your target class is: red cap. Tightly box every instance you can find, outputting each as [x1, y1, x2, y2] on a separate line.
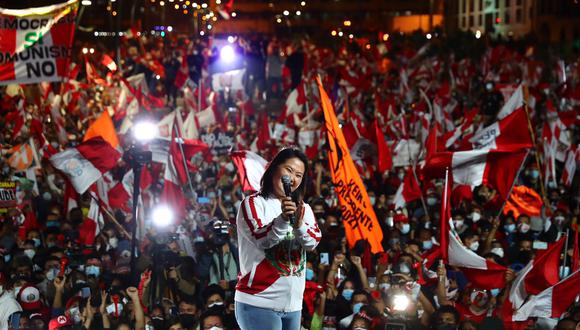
[49, 315, 72, 330]
[18, 285, 42, 311]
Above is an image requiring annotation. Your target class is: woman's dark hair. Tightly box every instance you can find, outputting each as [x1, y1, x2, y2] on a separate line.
[260, 147, 310, 199]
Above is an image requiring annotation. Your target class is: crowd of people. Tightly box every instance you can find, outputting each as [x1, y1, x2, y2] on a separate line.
[1, 26, 579, 330]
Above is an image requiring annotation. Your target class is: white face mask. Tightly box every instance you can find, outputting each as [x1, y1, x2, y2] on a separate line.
[46, 268, 59, 281]
[491, 247, 504, 258]
[400, 223, 410, 234]
[518, 223, 531, 233]
[69, 306, 82, 323]
[386, 217, 394, 227]
[24, 249, 36, 260]
[379, 283, 391, 292]
[470, 212, 481, 222]
[207, 301, 224, 308]
[108, 237, 118, 248]
[469, 241, 480, 252]
[453, 220, 464, 229]
[208, 327, 224, 330]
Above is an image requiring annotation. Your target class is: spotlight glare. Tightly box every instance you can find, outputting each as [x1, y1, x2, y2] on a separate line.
[296, 10, 301, 15]
[338, 31, 343, 37]
[393, 294, 410, 311]
[82, 47, 88, 54]
[200, 30, 205, 36]
[167, 25, 173, 32]
[276, 18, 282, 23]
[426, 33, 432, 39]
[89, 48, 95, 54]
[220, 45, 236, 62]
[201, 2, 207, 8]
[475, 30, 482, 39]
[231, 11, 237, 17]
[133, 121, 158, 142]
[300, 1, 306, 6]
[151, 205, 174, 228]
[227, 35, 235, 43]
[283, 10, 289, 16]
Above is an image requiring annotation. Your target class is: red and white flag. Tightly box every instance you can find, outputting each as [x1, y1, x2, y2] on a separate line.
[561, 146, 579, 187]
[160, 120, 189, 219]
[100, 54, 117, 72]
[513, 270, 580, 321]
[0, 0, 78, 85]
[470, 108, 533, 151]
[424, 148, 529, 200]
[49, 137, 121, 194]
[78, 192, 103, 246]
[284, 82, 307, 116]
[508, 235, 567, 312]
[496, 84, 524, 120]
[373, 119, 392, 173]
[393, 167, 422, 209]
[230, 150, 267, 192]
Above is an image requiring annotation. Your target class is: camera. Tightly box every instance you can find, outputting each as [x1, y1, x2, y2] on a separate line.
[210, 219, 230, 246]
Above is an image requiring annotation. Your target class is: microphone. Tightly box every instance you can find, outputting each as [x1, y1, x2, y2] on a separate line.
[281, 175, 294, 225]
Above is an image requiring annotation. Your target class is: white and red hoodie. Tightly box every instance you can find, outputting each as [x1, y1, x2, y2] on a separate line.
[235, 193, 322, 312]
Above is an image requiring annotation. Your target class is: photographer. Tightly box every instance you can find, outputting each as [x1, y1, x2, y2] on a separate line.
[207, 220, 239, 290]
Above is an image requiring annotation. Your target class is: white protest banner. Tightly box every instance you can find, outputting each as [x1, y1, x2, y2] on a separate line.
[211, 68, 245, 91]
[0, 0, 78, 85]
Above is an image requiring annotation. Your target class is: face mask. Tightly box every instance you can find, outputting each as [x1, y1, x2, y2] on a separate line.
[490, 288, 500, 297]
[13, 286, 22, 295]
[427, 197, 438, 206]
[388, 238, 399, 247]
[530, 169, 540, 179]
[369, 196, 376, 206]
[379, 283, 390, 292]
[518, 223, 531, 233]
[32, 238, 42, 248]
[504, 224, 516, 233]
[342, 289, 354, 301]
[436, 325, 457, 330]
[4, 254, 10, 263]
[180, 314, 197, 328]
[306, 268, 315, 281]
[208, 327, 224, 330]
[69, 306, 82, 323]
[559, 266, 570, 278]
[352, 302, 364, 314]
[47, 241, 56, 248]
[386, 217, 394, 227]
[491, 247, 504, 258]
[207, 301, 224, 308]
[400, 223, 410, 234]
[469, 241, 479, 252]
[46, 268, 59, 281]
[554, 216, 565, 224]
[85, 265, 100, 277]
[145, 324, 154, 330]
[453, 220, 464, 229]
[43, 192, 52, 201]
[398, 172, 405, 180]
[422, 240, 433, 250]
[24, 248, 36, 260]
[446, 287, 458, 300]
[470, 212, 481, 222]
[109, 237, 118, 248]
[46, 221, 60, 228]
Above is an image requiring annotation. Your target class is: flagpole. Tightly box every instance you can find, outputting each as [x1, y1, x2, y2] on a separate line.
[562, 229, 570, 279]
[440, 167, 450, 263]
[87, 193, 132, 239]
[173, 122, 196, 197]
[522, 85, 547, 202]
[496, 149, 530, 218]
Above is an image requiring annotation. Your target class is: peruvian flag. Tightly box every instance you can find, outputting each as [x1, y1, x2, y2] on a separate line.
[78, 192, 103, 246]
[100, 54, 117, 72]
[0, 0, 78, 85]
[230, 150, 267, 192]
[284, 82, 307, 116]
[561, 145, 579, 187]
[496, 84, 524, 120]
[393, 167, 422, 209]
[512, 270, 580, 321]
[160, 120, 192, 219]
[470, 108, 533, 151]
[424, 148, 529, 200]
[507, 235, 567, 312]
[63, 179, 79, 214]
[108, 168, 153, 213]
[49, 137, 121, 194]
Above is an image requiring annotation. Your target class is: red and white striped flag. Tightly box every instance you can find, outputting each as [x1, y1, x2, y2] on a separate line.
[507, 235, 567, 313]
[470, 108, 532, 151]
[513, 270, 580, 321]
[49, 137, 121, 194]
[496, 84, 524, 120]
[101, 54, 117, 72]
[424, 148, 528, 200]
[0, 0, 78, 85]
[561, 146, 579, 187]
[393, 167, 422, 209]
[230, 150, 267, 192]
[78, 192, 103, 246]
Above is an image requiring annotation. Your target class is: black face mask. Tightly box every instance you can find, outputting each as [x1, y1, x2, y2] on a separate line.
[180, 314, 197, 328]
[151, 318, 165, 329]
[435, 324, 457, 330]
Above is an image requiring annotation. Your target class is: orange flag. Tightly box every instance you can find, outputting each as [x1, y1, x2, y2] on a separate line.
[7, 143, 33, 171]
[84, 111, 119, 149]
[503, 185, 543, 219]
[317, 77, 384, 253]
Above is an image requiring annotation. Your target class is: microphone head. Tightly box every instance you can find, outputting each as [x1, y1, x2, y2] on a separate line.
[281, 175, 292, 185]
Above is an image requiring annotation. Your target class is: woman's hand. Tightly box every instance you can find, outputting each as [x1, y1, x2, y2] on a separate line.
[281, 197, 298, 222]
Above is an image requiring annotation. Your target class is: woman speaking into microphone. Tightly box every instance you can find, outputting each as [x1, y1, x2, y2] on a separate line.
[235, 147, 322, 330]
